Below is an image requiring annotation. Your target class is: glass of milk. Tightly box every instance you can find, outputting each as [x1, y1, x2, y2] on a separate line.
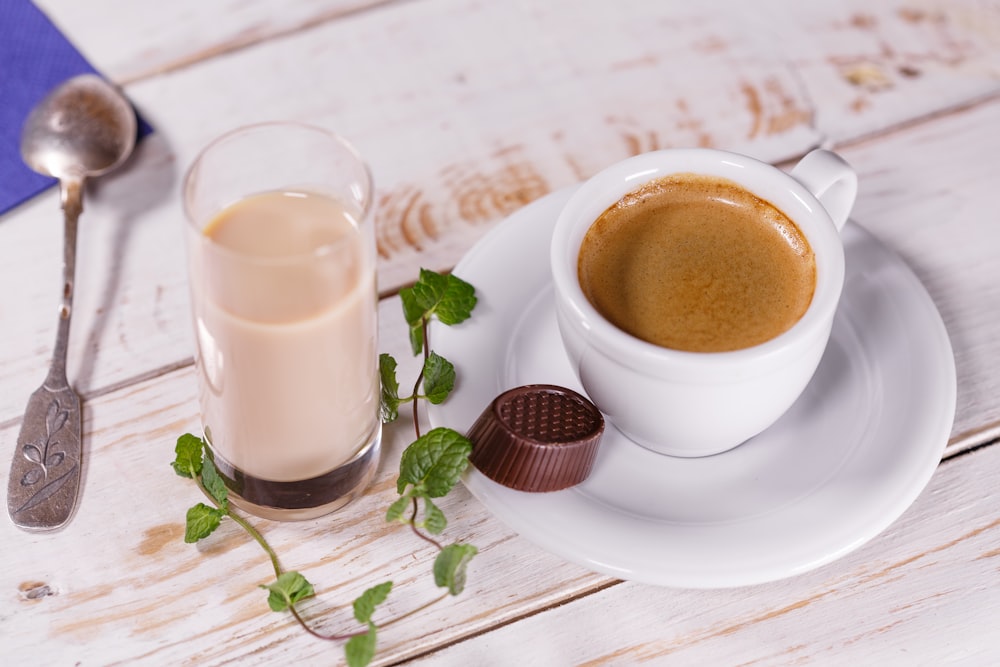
[182, 122, 380, 520]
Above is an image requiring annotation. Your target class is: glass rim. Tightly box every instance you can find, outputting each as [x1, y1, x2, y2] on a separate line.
[182, 121, 373, 265]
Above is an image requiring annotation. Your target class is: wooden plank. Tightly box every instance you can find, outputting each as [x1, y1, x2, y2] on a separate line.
[0, 134, 193, 427]
[109, 0, 1000, 292]
[5, 1, 1000, 433]
[0, 100, 994, 441]
[3, 294, 997, 664]
[835, 96, 1000, 445]
[4, 2, 999, 665]
[0, 295, 611, 665]
[779, 0, 1000, 142]
[114, 0, 829, 287]
[33, 0, 397, 83]
[35, 0, 1000, 126]
[387, 444, 1000, 666]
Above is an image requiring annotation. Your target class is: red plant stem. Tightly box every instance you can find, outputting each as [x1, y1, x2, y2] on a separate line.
[409, 496, 444, 551]
[289, 605, 364, 642]
[380, 592, 449, 629]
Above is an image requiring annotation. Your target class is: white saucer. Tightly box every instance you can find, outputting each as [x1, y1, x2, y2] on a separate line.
[426, 186, 956, 588]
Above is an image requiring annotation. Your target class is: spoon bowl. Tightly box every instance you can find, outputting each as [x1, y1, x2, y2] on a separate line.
[21, 74, 136, 182]
[7, 74, 136, 531]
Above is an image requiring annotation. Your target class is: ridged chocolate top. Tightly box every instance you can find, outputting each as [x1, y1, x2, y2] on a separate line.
[467, 385, 604, 492]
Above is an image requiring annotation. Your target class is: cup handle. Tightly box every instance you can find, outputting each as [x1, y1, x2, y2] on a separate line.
[789, 149, 858, 232]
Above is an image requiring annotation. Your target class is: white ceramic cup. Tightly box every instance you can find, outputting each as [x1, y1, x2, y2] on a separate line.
[550, 148, 857, 457]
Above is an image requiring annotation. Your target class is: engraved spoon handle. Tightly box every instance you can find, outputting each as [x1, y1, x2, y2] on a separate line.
[7, 179, 85, 531]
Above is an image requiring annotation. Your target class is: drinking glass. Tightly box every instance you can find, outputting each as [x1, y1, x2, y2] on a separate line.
[183, 122, 380, 520]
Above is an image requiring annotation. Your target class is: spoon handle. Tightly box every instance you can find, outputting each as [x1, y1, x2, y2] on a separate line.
[48, 180, 82, 383]
[7, 180, 84, 531]
[7, 385, 82, 530]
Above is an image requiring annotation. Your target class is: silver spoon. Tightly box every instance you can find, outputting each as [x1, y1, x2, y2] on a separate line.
[7, 74, 136, 531]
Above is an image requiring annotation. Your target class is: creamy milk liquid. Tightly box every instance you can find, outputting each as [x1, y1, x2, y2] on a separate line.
[192, 190, 378, 482]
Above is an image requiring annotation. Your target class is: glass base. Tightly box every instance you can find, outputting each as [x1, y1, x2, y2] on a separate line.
[208, 426, 381, 521]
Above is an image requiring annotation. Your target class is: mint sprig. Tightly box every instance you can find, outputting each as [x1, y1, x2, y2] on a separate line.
[381, 270, 478, 595]
[399, 268, 477, 355]
[173, 268, 478, 667]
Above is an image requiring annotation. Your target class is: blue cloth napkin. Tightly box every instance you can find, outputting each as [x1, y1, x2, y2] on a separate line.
[0, 1, 150, 215]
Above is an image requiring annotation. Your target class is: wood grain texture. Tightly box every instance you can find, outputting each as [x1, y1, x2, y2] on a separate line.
[33, 0, 398, 83]
[1, 296, 996, 665]
[834, 95, 1000, 446]
[2, 294, 996, 665]
[3, 0, 1000, 432]
[401, 445, 1000, 666]
[779, 0, 1000, 142]
[3, 1, 1000, 664]
[0, 297, 611, 665]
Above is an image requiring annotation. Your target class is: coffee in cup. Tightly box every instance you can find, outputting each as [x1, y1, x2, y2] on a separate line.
[577, 173, 816, 353]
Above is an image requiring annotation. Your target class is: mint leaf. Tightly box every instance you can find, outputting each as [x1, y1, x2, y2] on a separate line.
[201, 456, 228, 509]
[407, 325, 425, 358]
[399, 271, 442, 355]
[399, 269, 478, 355]
[261, 571, 315, 612]
[345, 582, 391, 667]
[172, 433, 204, 478]
[353, 581, 392, 624]
[379, 353, 401, 423]
[399, 271, 441, 327]
[397, 427, 473, 497]
[345, 627, 377, 667]
[421, 352, 455, 405]
[434, 543, 478, 595]
[401, 269, 449, 323]
[184, 503, 223, 543]
[421, 497, 447, 535]
[434, 273, 476, 326]
[385, 495, 411, 524]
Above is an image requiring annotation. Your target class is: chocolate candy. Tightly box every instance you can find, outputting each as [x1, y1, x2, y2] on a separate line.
[467, 384, 604, 492]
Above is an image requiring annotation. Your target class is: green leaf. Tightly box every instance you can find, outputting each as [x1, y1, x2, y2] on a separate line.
[407, 324, 425, 358]
[345, 582, 390, 667]
[397, 427, 473, 497]
[421, 497, 447, 535]
[379, 353, 401, 423]
[385, 495, 411, 524]
[353, 581, 392, 624]
[399, 271, 440, 327]
[401, 269, 448, 322]
[260, 571, 315, 612]
[172, 433, 205, 478]
[184, 503, 223, 543]
[398, 272, 440, 356]
[399, 269, 478, 356]
[345, 626, 377, 667]
[421, 352, 455, 405]
[434, 273, 477, 326]
[201, 456, 228, 508]
[433, 543, 478, 595]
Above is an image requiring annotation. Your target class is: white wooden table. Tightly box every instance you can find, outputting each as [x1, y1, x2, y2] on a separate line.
[3, 1, 999, 664]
